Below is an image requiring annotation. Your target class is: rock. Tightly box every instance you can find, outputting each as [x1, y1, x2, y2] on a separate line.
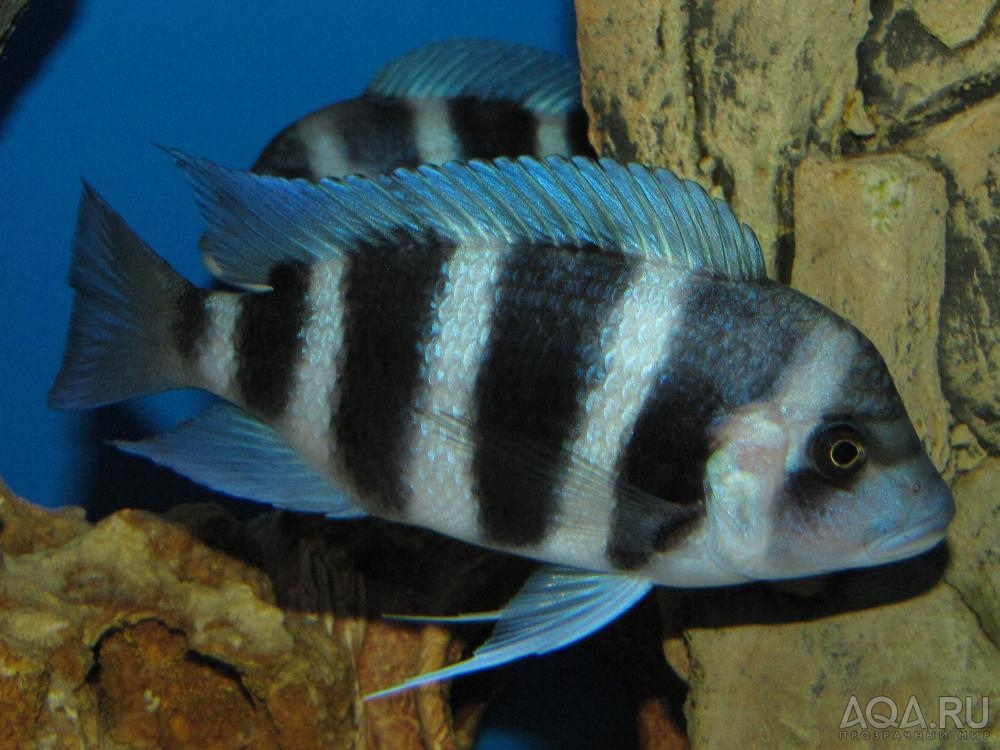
[0, 480, 528, 749]
[674, 577, 997, 747]
[578, 1, 999, 747]
[905, 95, 1000, 453]
[0, 481, 688, 748]
[575, 0, 703, 180]
[576, 0, 872, 274]
[791, 153, 951, 471]
[944, 459, 1000, 647]
[909, 0, 997, 49]
[0, 0, 29, 53]
[657, 458, 999, 748]
[857, 1, 1000, 138]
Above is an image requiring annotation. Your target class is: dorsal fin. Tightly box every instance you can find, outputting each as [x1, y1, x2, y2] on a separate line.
[169, 150, 766, 289]
[365, 38, 582, 114]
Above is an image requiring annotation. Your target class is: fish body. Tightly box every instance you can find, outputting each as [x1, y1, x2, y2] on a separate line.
[50, 154, 953, 696]
[252, 39, 593, 181]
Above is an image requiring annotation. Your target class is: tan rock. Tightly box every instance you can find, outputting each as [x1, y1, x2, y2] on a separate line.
[944, 458, 1000, 647]
[575, 0, 703, 179]
[0, 480, 504, 749]
[0, 482, 688, 748]
[576, 0, 871, 273]
[679, 580, 997, 748]
[857, 2, 999, 134]
[575, 2, 999, 748]
[659, 456, 999, 748]
[909, 0, 997, 48]
[906, 95, 1000, 453]
[791, 153, 951, 470]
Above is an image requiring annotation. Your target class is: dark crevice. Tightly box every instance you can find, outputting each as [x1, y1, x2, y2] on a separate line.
[856, 0, 1000, 147]
[773, 165, 797, 284]
[683, 1, 716, 176]
[885, 73, 1000, 145]
[184, 650, 256, 707]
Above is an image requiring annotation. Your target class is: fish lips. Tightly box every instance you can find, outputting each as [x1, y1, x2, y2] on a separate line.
[863, 478, 955, 564]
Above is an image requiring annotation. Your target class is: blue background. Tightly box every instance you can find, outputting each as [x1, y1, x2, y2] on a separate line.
[0, 2, 635, 747]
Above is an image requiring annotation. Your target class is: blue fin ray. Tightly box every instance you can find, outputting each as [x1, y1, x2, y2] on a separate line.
[366, 39, 582, 113]
[170, 150, 766, 288]
[115, 403, 366, 518]
[366, 566, 652, 699]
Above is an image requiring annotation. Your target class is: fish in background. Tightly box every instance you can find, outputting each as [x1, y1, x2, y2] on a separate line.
[49, 150, 954, 697]
[251, 38, 594, 181]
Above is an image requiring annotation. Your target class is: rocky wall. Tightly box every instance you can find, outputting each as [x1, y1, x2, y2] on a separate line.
[576, 1, 998, 747]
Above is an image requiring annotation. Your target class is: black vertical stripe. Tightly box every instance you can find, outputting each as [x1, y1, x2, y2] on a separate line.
[234, 262, 311, 419]
[566, 109, 596, 158]
[252, 125, 318, 180]
[473, 243, 636, 547]
[335, 231, 454, 515]
[172, 285, 210, 364]
[608, 277, 816, 570]
[447, 97, 537, 160]
[336, 96, 420, 174]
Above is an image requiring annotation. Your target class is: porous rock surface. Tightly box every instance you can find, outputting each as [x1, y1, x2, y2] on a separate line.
[0, 482, 524, 749]
[0, 484, 686, 749]
[577, 0, 998, 747]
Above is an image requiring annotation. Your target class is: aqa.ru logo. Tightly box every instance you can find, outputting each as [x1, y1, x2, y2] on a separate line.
[839, 695, 991, 740]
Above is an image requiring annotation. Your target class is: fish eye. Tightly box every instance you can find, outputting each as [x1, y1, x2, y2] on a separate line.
[809, 424, 867, 481]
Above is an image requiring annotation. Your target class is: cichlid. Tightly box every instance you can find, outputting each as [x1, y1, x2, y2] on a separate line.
[252, 38, 594, 181]
[49, 154, 954, 698]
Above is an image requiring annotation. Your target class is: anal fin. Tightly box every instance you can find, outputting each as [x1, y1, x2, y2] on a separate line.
[366, 565, 651, 699]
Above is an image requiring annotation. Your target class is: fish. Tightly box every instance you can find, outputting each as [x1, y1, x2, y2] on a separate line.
[49, 153, 955, 699]
[252, 38, 594, 181]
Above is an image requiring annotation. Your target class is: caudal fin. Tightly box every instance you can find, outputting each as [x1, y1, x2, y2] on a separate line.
[49, 185, 193, 410]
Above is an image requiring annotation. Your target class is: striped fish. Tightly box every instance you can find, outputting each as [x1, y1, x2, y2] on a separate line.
[252, 38, 594, 181]
[49, 153, 954, 698]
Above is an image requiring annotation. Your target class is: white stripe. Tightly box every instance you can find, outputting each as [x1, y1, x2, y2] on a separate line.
[534, 113, 572, 157]
[279, 262, 347, 471]
[299, 113, 352, 178]
[195, 292, 240, 399]
[543, 263, 690, 568]
[411, 99, 461, 164]
[402, 243, 508, 535]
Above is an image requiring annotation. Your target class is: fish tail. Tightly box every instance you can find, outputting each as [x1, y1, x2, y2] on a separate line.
[49, 185, 194, 409]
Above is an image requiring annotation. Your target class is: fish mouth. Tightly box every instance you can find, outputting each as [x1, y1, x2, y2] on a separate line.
[864, 505, 954, 564]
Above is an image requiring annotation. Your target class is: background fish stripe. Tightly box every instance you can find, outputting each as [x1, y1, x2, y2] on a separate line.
[335, 231, 455, 515]
[472, 243, 637, 547]
[234, 261, 312, 419]
[610, 276, 814, 568]
[172, 286, 210, 364]
[335, 97, 420, 173]
[411, 99, 461, 165]
[251, 125, 316, 180]
[447, 98, 537, 161]
[566, 110, 596, 157]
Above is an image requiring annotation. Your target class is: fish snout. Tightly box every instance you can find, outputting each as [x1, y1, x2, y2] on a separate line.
[864, 466, 954, 564]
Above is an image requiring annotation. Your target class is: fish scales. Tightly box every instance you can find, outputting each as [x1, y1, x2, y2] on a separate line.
[51, 158, 953, 696]
[335, 231, 456, 515]
[234, 261, 312, 418]
[471, 242, 638, 547]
